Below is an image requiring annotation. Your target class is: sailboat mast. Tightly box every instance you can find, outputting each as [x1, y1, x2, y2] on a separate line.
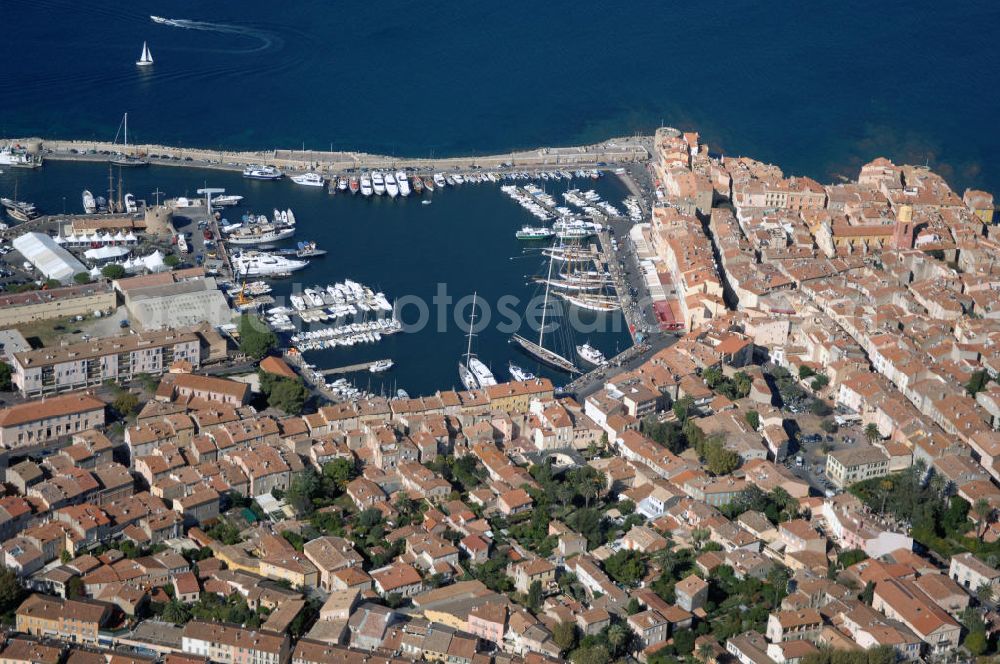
[465, 292, 477, 362]
[123, 113, 127, 152]
[538, 252, 555, 347]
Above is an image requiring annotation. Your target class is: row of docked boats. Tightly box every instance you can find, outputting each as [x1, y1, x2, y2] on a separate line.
[289, 318, 403, 351]
[287, 281, 393, 316]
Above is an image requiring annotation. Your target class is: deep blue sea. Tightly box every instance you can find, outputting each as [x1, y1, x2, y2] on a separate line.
[1, 0, 999, 194]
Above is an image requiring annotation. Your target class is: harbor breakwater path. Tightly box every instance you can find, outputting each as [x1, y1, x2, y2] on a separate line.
[6, 136, 650, 175]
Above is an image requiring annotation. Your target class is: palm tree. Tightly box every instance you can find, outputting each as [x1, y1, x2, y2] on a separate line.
[973, 498, 994, 542]
[697, 642, 716, 663]
[864, 423, 881, 444]
[606, 623, 630, 657]
[977, 581, 994, 606]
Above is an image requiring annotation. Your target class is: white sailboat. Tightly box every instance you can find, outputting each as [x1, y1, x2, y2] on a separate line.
[459, 291, 493, 391]
[136, 41, 154, 67]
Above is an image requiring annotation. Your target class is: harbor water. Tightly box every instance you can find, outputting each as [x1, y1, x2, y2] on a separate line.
[0, 161, 633, 397]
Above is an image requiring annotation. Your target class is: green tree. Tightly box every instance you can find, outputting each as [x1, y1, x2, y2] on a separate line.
[101, 264, 126, 280]
[604, 550, 646, 587]
[266, 376, 309, 415]
[809, 399, 832, 416]
[73, 272, 92, 284]
[964, 629, 988, 656]
[0, 567, 25, 615]
[606, 623, 632, 657]
[0, 362, 11, 392]
[798, 366, 816, 379]
[66, 576, 84, 599]
[239, 314, 277, 359]
[976, 581, 994, 605]
[967, 370, 991, 397]
[285, 470, 320, 515]
[974, 498, 993, 542]
[60, 549, 72, 564]
[323, 458, 357, 491]
[113, 392, 139, 418]
[673, 395, 694, 422]
[162, 600, 192, 625]
[745, 410, 760, 430]
[570, 645, 610, 664]
[526, 580, 543, 612]
[163, 254, 181, 267]
[810, 374, 829, 391]
[864, 423, 881, 444]
[553, 621, 578, 652]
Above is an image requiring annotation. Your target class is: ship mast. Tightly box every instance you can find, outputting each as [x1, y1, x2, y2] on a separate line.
[465, 291, 478, 363]
[538, 252, 554, 347]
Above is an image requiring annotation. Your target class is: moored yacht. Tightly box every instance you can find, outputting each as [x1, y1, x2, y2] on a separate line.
[360, 174, 373, 197]
[508, 362, 536, 382]
[82, 190, 97, 214]
[337, 176, 348, 191]
[469, 358, 497, 387]
[213, 195, 244, 207]
[291, 172, 325, 187]
[349, 177, 360, 195]
[423, 177, 435, 192]
[433, 173, 447, 188]
[385, 172, 399, 198]
[232, 251, 309, 276]
[576, 342, 608, 366]
[396, 171, 411, 196]
[243, 165, 283, 180]
[371, 171, 386, 195]
[515, 226, 555, 241]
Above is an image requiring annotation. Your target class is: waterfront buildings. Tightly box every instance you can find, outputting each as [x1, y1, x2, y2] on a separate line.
[12, 330, 201, 396]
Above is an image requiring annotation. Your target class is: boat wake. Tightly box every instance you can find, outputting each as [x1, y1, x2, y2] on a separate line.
[149, 15, 280, 53]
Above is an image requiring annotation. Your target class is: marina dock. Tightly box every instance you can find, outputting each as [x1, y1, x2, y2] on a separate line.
[318, 360, 390, 376]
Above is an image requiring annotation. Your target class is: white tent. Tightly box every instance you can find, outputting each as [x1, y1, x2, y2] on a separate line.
[12, 232, 86, 283]
[84, 246, 130, 261]
[141, 250, 167, 272]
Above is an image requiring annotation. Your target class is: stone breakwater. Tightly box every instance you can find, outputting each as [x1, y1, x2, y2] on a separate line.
[4, 136, 651, 174]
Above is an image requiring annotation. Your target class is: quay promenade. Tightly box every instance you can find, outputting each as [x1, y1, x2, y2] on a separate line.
[6, 136, 650, 175]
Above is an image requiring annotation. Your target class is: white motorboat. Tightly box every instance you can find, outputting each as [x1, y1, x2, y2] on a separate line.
[360, 174, 374, 197]
[508, 362, 536, 382]
[232, 251, 309, 277]
[396, 171, 411, 196]
[82, 190, 96, 214]
[369, 359, 394, 373]
[385, 172, 399, 198]
[372, 171, 386, 195]
[433, 173, 447, 188]
[292, 172, 325, 187]
[213, 195, 244, 207]
[243, 165, 283, 180]
[576, 342, 608, 366]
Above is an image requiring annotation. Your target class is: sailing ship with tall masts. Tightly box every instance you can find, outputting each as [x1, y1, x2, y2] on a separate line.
[511, 252, 580, 374]
[111, 113, 149, 167]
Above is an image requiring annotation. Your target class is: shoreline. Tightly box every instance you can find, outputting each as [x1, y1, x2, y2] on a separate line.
[5, 135, 651, 175]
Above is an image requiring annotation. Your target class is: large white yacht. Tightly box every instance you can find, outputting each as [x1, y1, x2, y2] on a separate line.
[371, 171, 386, 195]
[231, 251, 309, 276]
[243, 165, 283, 180]
[291, 172, 325, 187]
[396, 171, 411, 196]
[385, 172, 399, 198]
